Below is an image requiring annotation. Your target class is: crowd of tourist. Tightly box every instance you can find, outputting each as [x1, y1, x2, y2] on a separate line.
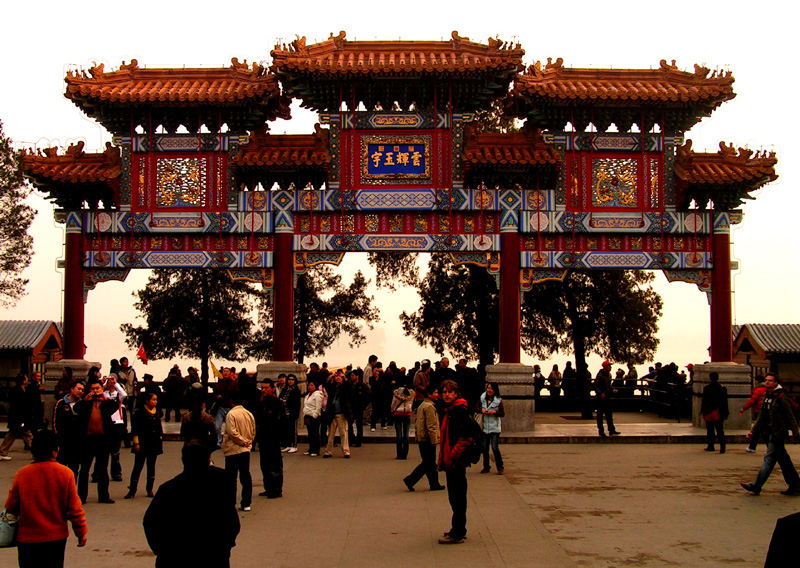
[0, 353, 745, 565]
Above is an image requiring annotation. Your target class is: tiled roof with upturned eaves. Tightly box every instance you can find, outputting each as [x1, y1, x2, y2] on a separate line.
[0, 321, 61, 351]
[735, 324, 800, 355]
[65, 59, 282, 106]
[513, 58, 735, 107]
[271, 31, 524, 76]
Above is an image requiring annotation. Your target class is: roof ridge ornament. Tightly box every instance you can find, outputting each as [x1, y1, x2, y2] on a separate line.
[451, 30, 468, 50]
[119, 59, 139, 74]
[694, 63, 711, 78]
[328, 30, 346, 50]
[65, 140, 85, 158]
[659, 59, 678, 71]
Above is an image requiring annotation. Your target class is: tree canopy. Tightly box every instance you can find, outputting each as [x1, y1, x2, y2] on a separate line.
[122, 265, 380, 375]
[400, 255, 498, 368]
[0, 119, 35, 307]
[521, 270, 663, 371]
[249, 264, 380, 364]
[121, 269, 262, 383]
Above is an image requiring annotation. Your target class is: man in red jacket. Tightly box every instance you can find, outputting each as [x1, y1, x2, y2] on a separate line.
[437, 379, 473, 544]
[740, 375, 768, 452]
[5, 429, 88, 567]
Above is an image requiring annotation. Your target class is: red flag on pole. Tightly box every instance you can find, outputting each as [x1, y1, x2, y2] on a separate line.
[136, 343, 148, 365]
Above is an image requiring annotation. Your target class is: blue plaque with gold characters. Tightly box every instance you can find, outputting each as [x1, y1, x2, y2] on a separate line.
[362, 135, 431, 180]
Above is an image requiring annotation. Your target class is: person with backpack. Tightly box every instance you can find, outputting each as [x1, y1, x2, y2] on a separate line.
[477, 382, 505, 475]
[437, 379, 473, 545]
[741, 372, 800, 496]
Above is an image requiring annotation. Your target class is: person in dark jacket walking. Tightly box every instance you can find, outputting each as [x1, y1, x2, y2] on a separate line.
[125, 392, 163, 498]
[0, 375, 34, 460]
[437, 379, 473, 544]
[701, 372, 729, 453]
[741, 372, 800, 496]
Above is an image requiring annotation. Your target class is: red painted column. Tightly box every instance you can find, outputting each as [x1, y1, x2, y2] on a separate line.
[272, 232, 294, 362]
[63, 225, 85, 359]
[499, 231, 521, 364]
[710, 224, 733, 362]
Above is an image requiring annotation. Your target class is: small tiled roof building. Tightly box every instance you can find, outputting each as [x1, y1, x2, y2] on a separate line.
[733, 324, 800, 392]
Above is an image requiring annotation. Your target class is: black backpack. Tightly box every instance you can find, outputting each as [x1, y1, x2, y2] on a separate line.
[463, 414, 486, 465]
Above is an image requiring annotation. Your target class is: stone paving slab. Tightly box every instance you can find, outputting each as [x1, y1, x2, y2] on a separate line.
[0, 442, 575, 568]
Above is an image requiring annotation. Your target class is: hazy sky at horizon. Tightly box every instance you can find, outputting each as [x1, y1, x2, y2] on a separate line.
[2, 1, 798, 379]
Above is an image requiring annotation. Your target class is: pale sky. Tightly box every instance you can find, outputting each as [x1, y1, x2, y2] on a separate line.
[2, 1, 798, 379]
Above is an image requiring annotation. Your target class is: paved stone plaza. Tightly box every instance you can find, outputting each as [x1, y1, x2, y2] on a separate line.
[1, 420, 796, 567]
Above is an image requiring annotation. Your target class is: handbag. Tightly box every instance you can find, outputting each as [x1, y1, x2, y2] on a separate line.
[0, 509, 18, 548]
[703, 409, 721, 422]
[474, 412, 484, 428]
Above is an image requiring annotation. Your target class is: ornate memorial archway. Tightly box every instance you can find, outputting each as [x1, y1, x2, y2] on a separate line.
[22, 33, 777, 428]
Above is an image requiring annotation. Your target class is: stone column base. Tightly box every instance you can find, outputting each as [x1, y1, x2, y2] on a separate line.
[692, 362, 752, 430]
[485, 363, 535, 432]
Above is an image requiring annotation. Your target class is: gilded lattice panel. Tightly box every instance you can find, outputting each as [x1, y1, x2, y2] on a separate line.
[592, 158, 638, 208]
[365, 215, 379, 232]
[390, 214, 403, 233]
[343, 215, 355, 233]
[156, 157, 207, 208]
[464, 216, 475, 233]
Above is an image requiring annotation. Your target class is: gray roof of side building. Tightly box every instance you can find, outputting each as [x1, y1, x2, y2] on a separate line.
[734, 324, 800, 355]
[0, 320, 62, 351]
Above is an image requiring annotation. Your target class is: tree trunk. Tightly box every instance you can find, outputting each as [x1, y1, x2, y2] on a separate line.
[199, 271, 211, 387]
[565, 275, 592, 418]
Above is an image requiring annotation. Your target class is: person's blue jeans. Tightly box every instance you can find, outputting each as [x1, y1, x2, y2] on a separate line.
[753, 440, 800, 492]
[394, 415, 410, 459]
[482, 432, 504, 472]
[215, 406, 230, 448]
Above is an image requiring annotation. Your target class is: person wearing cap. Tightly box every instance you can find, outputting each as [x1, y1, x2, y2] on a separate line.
[741, 375, 768, 452]
[594, 361, 619, 438]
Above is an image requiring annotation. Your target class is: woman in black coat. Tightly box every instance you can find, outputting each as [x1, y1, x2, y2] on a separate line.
[125, 392, 163, 498]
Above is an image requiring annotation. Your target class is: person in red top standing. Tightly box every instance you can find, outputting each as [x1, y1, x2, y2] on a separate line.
[437, 379, 473, 545]
[5, 429, 88, 567]
[741, 375, 768, 452]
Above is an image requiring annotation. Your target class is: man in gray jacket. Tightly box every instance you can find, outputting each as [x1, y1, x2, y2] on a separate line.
[403, 384, 445, 491]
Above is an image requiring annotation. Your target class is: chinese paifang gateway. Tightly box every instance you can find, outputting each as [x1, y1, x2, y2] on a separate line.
[21, 32, 777, 421]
